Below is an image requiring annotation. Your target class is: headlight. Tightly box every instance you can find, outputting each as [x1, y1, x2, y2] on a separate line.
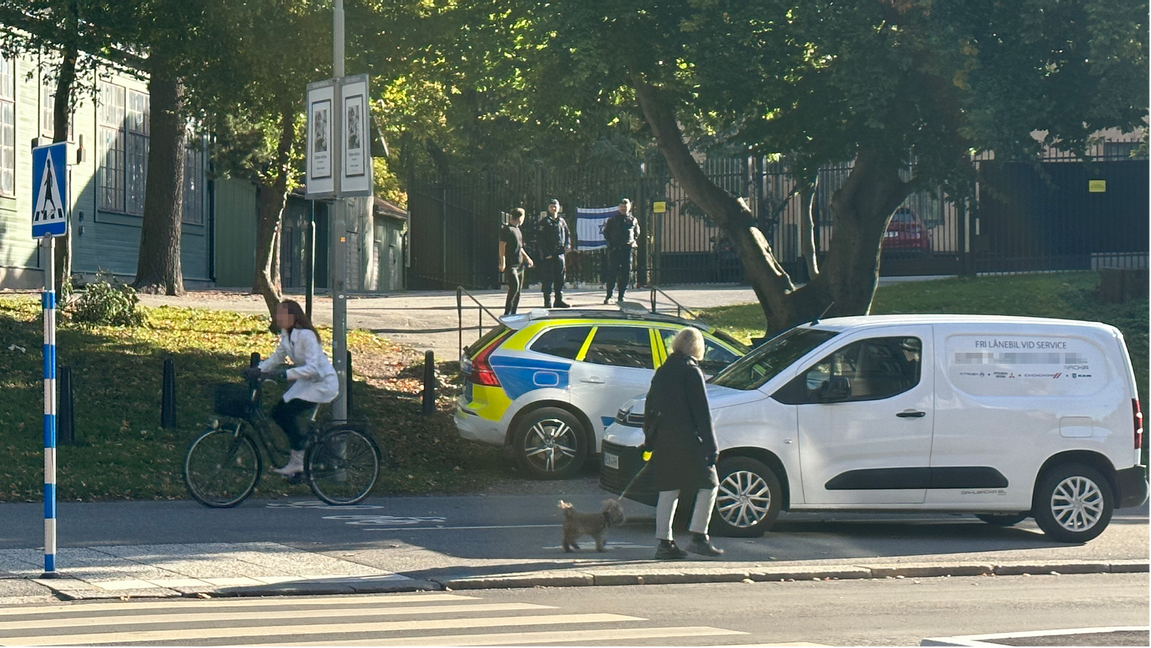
[615, 406, 632, 424]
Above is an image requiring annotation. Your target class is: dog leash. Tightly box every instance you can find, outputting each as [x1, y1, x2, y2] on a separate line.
[615, 459, 652, 503]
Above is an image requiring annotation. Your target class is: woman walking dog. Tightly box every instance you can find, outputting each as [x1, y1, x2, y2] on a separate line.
[642, 327, 724, 559]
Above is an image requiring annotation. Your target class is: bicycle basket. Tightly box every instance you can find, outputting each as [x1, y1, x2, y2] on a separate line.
[213, 383, 253, 418]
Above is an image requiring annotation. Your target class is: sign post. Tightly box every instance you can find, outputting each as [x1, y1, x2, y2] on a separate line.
[305, 0, 372, 422]
[32, 141, 68, 577]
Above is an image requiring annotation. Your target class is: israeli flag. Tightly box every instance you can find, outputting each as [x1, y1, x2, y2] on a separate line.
[575, 206, 617, 250]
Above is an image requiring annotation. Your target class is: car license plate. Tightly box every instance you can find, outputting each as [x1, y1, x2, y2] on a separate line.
[603, 452, 619, 469]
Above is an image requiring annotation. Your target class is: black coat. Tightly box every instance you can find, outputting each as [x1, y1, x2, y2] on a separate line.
[643, 352, 719, 492]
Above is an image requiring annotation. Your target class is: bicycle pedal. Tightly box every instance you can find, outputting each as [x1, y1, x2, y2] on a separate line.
[286, 473, 307, 485]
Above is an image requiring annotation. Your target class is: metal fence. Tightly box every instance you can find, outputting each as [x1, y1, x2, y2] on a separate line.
[407, 138, 1148, 290]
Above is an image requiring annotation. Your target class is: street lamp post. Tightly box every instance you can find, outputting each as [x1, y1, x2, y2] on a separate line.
[330, 0, 348, 421]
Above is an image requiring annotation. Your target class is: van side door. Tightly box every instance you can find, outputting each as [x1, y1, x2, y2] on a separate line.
[775, 327, 934, 505]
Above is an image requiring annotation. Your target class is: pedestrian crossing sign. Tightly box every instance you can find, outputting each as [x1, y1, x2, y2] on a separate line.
[31, 142, 68, 239]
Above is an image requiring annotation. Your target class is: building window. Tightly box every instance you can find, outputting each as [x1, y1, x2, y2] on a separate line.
[126, 89, 149, 214]
[99, 83, 126, 211]
[41, 77, 54, 136]
[40, 76, 75, 141]
[182, 142, 204, 225]
[99, 82, 149, 214]
[0, 56, 14, 197]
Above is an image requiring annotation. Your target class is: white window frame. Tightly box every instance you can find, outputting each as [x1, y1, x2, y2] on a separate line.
[0, 56, 15, 198]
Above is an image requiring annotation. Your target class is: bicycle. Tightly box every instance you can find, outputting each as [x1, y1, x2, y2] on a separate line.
[184, 371, 381, 508]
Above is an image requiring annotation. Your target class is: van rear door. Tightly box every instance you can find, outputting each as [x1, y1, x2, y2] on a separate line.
[785, 326, 935, 505]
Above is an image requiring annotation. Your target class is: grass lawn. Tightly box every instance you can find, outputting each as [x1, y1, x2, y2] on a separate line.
[0, 297, 509, 503]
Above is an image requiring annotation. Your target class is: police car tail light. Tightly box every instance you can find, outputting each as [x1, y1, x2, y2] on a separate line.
[1134, 399, 1143, 451]
[468, 333, 508, 387]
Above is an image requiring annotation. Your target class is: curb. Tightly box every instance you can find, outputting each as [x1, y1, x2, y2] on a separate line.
[24, 560, 1149, 599]
[434, 560, 1148, 591]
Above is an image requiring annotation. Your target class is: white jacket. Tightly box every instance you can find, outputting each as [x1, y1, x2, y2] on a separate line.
[259, 328, 339, 404]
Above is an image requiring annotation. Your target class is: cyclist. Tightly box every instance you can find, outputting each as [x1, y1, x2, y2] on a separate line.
[245, 300, 338, 477]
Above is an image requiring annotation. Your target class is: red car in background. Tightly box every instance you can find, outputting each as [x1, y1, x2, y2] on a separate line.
[882, 207, 932, 257]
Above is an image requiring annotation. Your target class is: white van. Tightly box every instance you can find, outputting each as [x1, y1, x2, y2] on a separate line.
[600, 315, 1147, 543]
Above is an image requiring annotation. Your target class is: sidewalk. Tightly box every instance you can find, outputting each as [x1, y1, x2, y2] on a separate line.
[2, 541, 1146, 602]
[0, 543, 423, 601]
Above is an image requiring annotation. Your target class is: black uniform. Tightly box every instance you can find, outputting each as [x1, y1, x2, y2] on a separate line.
[603, 211, 640, 301]
[535, 214, 571, 307]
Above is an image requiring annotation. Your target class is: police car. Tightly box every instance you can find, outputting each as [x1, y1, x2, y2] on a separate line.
[454, 308, 747, 479]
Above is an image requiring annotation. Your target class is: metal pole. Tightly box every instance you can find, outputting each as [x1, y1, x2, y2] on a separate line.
[306, 201, 315, 319]
[456, 287, 463, 357]
[42, 234, 58, 578]
[331, 0, 349, 422]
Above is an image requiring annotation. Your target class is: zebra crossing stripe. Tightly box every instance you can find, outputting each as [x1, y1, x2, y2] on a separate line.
[267, 626, 750, 646]
[0, 593, 474, 616]
[2, 613, 644, 646]
[0, 603, 553, 632]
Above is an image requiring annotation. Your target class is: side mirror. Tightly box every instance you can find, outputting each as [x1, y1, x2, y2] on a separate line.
[819, 375, 851, 402]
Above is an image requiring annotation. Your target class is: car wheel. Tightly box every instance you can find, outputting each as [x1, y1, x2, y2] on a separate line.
[975, 513, 1029, 527]
[512, 407, 588, 480]
[710, 456, 783, 537]
[1032, 463, 1114, 543]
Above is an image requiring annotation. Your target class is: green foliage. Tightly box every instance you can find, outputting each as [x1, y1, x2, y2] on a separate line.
[66, 275, 146, 328]
[0, 297, 506, 503]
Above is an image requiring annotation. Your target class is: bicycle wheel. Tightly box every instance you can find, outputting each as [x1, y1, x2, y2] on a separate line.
[184, 425, 262, 507]
[306, 426, 380, 505]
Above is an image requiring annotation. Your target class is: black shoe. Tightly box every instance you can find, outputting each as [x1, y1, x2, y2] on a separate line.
[603, 295, 612, 305]
[554, 299, 571, 308]
[543, 301, 551, 309]
[686, 533, 724, 557]
[654, 540, 687, 560]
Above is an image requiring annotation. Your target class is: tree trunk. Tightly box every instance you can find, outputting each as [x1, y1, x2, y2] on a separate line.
[635, 80, 797, 321]
[798, 178, 819, 280]
[252, 109, 296, 324]
[634, 79, 911, 335]
[51, 3, 78, 297]
[801, 148, 911, 319]
[133, 55, 185, 295]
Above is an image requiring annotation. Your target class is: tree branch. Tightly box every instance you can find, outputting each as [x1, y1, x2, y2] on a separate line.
[633, 78, 796, 321]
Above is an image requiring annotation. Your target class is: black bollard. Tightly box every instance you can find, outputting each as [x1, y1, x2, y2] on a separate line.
[421, 350, 435, 415]
[161, 358, 176, 429]
[58, 366, 74, 445]
[346, 350, 354, 418]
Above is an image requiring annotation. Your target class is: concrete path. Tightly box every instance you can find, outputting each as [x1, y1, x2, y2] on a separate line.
[136, 285, 765, 359]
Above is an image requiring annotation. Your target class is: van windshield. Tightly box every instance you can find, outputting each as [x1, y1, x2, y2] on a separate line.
[710, 327, 838, 391]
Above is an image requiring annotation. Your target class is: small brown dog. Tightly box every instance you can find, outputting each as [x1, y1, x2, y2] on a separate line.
[558, 499, 625, 552]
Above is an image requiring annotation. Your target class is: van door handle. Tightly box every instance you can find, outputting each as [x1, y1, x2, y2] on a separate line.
[897, 410, 926, 418]
[580, 377, 605, 384]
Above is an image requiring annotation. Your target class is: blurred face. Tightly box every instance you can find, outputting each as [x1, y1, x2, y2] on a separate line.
[619, 201, 630, 214]
[275, 305, 295, 330]
[548, 203, 559, 216]
[510, 213, 524, 225]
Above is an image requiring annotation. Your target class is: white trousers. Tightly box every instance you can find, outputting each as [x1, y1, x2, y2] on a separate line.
[655, 487, 718, 541]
